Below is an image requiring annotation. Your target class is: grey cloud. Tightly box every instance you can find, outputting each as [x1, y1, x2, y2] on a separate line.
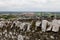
[0, 0, 60, 11]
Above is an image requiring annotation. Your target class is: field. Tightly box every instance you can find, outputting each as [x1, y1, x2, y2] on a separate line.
[0, 12, 60, 19]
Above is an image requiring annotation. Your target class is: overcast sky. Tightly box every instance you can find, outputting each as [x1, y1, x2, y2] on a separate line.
[0, 0, 60, 12]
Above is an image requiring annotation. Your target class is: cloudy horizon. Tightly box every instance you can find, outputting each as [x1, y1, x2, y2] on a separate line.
[0, 0, 60, 12]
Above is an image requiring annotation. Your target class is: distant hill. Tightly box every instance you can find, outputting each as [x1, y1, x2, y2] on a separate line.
[0, 12, 60, 15]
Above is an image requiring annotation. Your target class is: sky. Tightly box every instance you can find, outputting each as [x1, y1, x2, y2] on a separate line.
[0, 0, 60, 12]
